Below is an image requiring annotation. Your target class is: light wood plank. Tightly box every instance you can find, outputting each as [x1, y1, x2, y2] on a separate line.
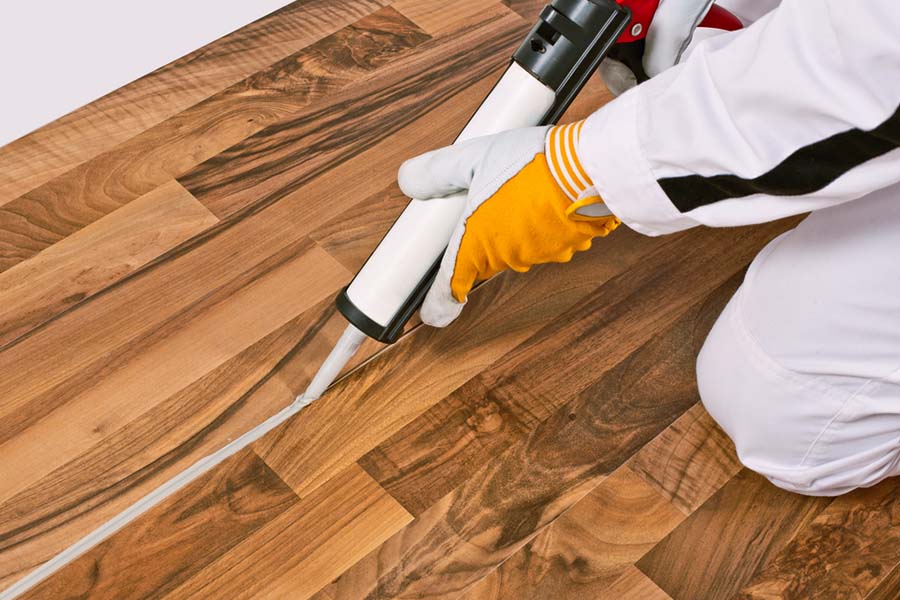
[599, 566, 673, 600]
[0, 181, 217, 346]
[393, 0, 501, 34]
[164, 464, 412, 599]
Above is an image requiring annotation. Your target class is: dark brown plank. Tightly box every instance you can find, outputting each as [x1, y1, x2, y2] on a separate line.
[310, 181, 410, 272]
[458, 466, 684, 599]
[21, 449, 298, 600]
[629, 401, 743, 515]
[868, 560, 900, 600]
[737, 477, 900, 600]
[637, 469, 832, 600]
[357, 375, 534, 516]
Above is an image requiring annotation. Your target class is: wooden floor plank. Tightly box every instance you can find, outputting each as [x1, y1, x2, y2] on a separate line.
[0, 194, 351, 443]
[637, 469, 832, 600]
[602, 566, 674, 600]
[737, 477, 900, 600]
[0, 5, 427, 276]
[393, 0, 500, 35]
[628, 402, 743, 515]
[20, 448, 298, 600]
[0, 181, 217, 346]
[458, 466, 684, 599]
[177, 5, 527, 218]
[164, 464, 412, 599]
[0, 0, 389, 205]
[463, 563, 674, 600]
[867, 560, 900, 600]
[309, 181, 410, 273]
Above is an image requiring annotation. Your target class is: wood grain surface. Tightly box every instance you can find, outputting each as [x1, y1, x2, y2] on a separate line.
[3, 0, 899, 598]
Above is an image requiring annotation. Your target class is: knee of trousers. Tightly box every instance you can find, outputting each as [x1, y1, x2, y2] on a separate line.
[695, 292, 900, 497]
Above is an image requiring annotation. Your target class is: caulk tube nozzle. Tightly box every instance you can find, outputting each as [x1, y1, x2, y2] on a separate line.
[300, 324, 367, 403]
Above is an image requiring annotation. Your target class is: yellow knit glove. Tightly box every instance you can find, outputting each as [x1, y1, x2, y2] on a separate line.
[397, 121, 620, 327]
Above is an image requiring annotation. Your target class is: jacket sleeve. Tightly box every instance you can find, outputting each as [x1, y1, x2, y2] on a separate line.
[579, 0, 900, 236]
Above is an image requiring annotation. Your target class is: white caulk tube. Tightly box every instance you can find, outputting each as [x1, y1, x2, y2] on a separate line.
[345, 64, 555, 327]
[333, 0, 631, 347]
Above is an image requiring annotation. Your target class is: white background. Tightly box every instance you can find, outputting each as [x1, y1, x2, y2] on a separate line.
[0, 1, 293, 147]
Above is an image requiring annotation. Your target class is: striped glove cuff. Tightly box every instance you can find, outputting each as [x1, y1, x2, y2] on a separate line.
[545, 120, 617, 223]
[545, 120, 593, 202]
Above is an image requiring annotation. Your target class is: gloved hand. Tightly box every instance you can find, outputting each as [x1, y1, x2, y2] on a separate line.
[600, 0, 715, 95]
[398, 122, 620, 327]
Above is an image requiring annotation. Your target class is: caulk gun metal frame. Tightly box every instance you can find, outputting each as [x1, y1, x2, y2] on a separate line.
[337, 0, 632, 343]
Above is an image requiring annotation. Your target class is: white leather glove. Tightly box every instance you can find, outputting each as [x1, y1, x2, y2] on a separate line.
[599, 0, 715, 95]
[398, 123, 620, 327]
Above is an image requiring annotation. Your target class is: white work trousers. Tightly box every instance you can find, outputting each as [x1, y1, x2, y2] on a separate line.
[697, 184, 900, 496]
[579, 0, 900, 496]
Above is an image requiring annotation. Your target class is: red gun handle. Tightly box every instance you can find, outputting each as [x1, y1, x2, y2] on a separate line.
[616, 0, 742, 44]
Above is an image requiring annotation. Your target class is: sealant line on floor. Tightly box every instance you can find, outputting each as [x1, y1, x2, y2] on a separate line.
[0, 393, 317, 600]
[1, 315, 427, 599]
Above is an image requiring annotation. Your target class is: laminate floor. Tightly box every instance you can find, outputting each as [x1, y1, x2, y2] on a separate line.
[2, 1, 899, 598]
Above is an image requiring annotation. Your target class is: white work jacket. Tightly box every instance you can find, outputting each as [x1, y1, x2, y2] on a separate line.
[581, 0, 900, 236]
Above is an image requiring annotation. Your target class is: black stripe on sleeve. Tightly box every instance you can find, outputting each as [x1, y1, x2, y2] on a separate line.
[658, 103, 900, 213]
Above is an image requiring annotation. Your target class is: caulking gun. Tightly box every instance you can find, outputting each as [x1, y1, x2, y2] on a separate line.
[302, 0, 742, 399]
